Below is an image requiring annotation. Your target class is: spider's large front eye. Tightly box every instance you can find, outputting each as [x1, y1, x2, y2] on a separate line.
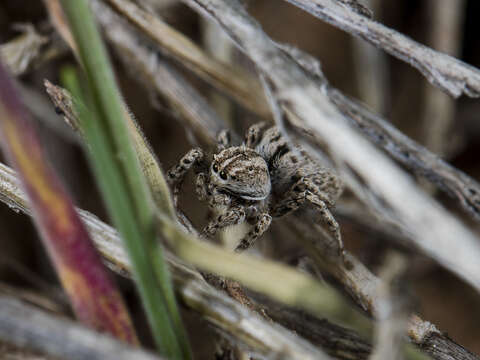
[212, 163, 219, 172]
[220, 171, 228, 180]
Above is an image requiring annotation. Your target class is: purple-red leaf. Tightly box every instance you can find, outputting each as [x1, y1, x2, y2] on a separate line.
[0, 60, 139, 345]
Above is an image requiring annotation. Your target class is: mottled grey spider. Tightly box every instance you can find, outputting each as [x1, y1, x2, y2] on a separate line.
[167, 122, 344, 255]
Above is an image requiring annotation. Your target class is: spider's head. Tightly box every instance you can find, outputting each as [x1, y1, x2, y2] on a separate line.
[210, 146, 271, 201]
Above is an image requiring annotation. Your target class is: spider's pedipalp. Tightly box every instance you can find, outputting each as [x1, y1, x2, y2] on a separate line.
[195, 172, 209, 202]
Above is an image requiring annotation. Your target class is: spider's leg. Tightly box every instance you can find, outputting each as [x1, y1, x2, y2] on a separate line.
[303, 173, 343, 207]
[244, 121, 269, 148]
[235, 213, 272, 252]
[216, 129, 231, 151]
[271, 177, 345, 258]
[202, 205, 246, 238]
[302, 177, 337, 207]
[304, 191, 344, 258]
[167, 148, 204, 205]
[270, 182, 306, 218]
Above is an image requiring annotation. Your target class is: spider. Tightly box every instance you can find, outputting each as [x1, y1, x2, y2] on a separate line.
[167, 122, 344, 256]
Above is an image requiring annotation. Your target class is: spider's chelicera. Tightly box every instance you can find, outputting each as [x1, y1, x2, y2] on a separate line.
[167, 123, 344, 255]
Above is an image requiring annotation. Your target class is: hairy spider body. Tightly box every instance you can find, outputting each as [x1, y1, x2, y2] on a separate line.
[211, 147, 271, 201]
[167, 123, 344, 256]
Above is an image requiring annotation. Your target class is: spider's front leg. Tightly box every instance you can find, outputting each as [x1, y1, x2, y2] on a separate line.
[167, 148, 204, 205]
[272, 178, 345, 259]
[201, 205, 246, 239]
[235, 212, 272, 253]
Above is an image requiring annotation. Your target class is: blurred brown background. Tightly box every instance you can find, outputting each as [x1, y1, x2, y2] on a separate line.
[1, 0, 480, 355]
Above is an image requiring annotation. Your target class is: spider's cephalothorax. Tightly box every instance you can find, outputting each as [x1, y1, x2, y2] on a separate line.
[210, 147, 271, 201]
[167, 123, 344, 256]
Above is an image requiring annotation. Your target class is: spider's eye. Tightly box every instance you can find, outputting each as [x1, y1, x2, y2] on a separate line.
[212, 163, 219, 172]
[220, 171, 228, 180]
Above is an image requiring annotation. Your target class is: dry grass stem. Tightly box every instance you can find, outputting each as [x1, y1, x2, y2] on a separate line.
[421, 0, 466, 156]
[0, 296, 161, 360]
[277, 41, 480, 223]
[0, 25, 48, 76]
[283, 0, 480, 98]
[351, 0, 388, 114]
[92, 1, 227, 145]
[98, 0, 269, 117]
[369, 254, 410, 360]
[288, 219, 478, 360]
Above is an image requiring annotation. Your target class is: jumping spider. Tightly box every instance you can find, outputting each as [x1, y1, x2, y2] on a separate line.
[167, 122, 344, 256]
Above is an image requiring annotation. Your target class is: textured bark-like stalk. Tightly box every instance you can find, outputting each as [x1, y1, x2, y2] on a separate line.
[265, 303, 372, 360]
[283, 0, 480, 98]
[277, 44, 480, 222]
[148, 1, 480, 358]
[288, 217, 479, 360]
[0, 61, 138, 345]
[0, 296, 161, 360]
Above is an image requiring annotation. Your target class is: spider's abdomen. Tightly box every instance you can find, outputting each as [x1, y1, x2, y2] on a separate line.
[255, 126, 342, 203]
